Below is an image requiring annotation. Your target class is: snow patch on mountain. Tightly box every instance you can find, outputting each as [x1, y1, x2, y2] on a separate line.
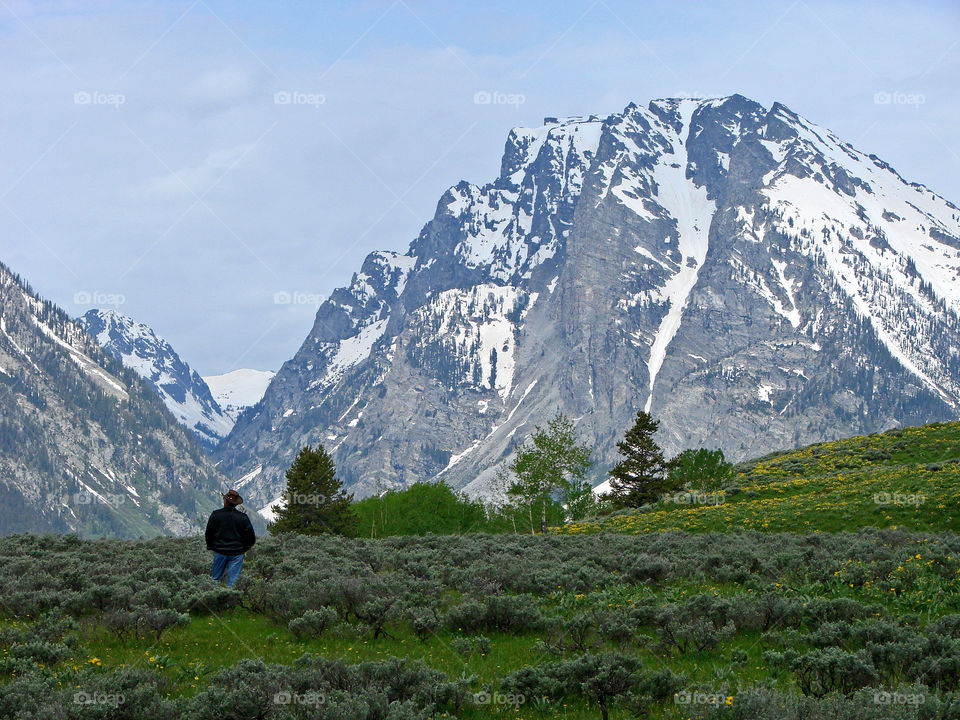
[408, 284, 530, 398]
[643, 102, 716, 412]
[203, 369, 275, 421]
[444, 117, 603, 282]
[32, 315, 130, 399]
[758, 120, 960, 404]
[308, 317, 389, 392]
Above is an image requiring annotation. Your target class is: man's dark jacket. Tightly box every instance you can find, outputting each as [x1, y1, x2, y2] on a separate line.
[205, 507, 256, 556]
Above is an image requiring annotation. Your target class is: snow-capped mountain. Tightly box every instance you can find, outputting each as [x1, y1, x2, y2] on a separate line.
[202, 369, 275, 423]
[0, 263, 226, 536]
[79, 309, 233, 448]
[215, 95, 960, 513]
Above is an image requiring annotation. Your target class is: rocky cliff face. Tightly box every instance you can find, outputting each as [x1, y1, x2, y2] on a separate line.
[0, 265, 226, 536]
[215, 95, 960, 515]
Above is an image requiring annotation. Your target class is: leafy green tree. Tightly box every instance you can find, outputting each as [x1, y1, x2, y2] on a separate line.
[608, 411, 673, 507]
[490, 467, 567, 534]
[667, 448, 734, 490]
[504, 413, 593, 533]
[565, 477, 600, 522]
[350, 481, 488, 537]
[268, 445, 355, 535]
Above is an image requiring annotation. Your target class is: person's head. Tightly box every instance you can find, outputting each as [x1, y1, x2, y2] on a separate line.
[222, 489, 243, 508]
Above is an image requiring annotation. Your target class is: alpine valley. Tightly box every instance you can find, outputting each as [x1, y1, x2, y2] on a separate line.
[3, 94, 959, 531]
[208, 94, 960, 517]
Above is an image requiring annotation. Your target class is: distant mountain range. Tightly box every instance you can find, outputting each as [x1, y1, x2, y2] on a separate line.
[3, 93, 959, 534]
[203, 369, 276, 424]
[79, 309, 233, 448]
[208, 94, 960, 518]
[78, 309, 274, 445]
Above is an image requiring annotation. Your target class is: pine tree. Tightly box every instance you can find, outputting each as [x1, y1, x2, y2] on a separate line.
[268, 445, 355, 535]
[607, 411, 673, 507]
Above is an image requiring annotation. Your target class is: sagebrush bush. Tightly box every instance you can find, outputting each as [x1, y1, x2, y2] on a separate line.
[288, 608, 338, 639]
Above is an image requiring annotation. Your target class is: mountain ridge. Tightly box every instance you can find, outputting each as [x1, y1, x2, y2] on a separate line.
[0, 263, 226, 536]
[214, 94, 960, 515]
[79, 308, 234, 448]
[203, 368, 276, 424]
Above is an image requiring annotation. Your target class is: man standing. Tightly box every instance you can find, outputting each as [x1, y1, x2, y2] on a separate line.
[205, 489, 256, 587]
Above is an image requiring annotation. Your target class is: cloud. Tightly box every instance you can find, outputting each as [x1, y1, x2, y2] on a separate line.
[179, 65, 271, 115]
[135, 144, 256, 199]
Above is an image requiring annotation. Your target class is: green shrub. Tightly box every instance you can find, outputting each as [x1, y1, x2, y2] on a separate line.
[502, 652, 648, 720]
[765, 647, 878, 696]
[445, 594, 545, 634]
[288, 608, 338, 639]
[449, 635, 491, 657]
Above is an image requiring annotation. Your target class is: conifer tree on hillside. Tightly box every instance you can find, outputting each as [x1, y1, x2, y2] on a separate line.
[607, 411, 674, 507]
[269, 445, 355, 535]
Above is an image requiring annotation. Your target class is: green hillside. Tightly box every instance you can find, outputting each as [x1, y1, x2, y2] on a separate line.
[561, 422, 960, 535]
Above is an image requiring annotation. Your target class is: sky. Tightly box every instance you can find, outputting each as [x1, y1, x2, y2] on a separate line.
[1, 0, 957, 375]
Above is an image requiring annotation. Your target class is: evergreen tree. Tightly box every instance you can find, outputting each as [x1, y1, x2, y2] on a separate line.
[269, 445, 355, 535]
[607, 411, 673, 507]
[504, 413, 593, 533]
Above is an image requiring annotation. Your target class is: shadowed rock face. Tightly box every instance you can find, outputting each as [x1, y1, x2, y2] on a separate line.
[215, 95, 960, 515]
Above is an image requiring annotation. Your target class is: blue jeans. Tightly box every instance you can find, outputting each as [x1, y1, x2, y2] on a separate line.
[211, 552, 244, 587]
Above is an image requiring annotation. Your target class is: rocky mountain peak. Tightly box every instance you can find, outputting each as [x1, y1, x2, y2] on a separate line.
[215, 96, 960, 516]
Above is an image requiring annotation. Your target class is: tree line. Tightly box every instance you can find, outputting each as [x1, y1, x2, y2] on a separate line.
[268, 410, 735, 537]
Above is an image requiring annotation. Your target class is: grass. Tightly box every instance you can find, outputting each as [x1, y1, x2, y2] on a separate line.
[560, 421, 960, 535]
[57, 535, 960, 717]
[69, 609, 618, 717]
[61, 606, 800, 718]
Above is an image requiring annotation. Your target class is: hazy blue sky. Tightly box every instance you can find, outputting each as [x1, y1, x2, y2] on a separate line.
[2, 0, 957, 374]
